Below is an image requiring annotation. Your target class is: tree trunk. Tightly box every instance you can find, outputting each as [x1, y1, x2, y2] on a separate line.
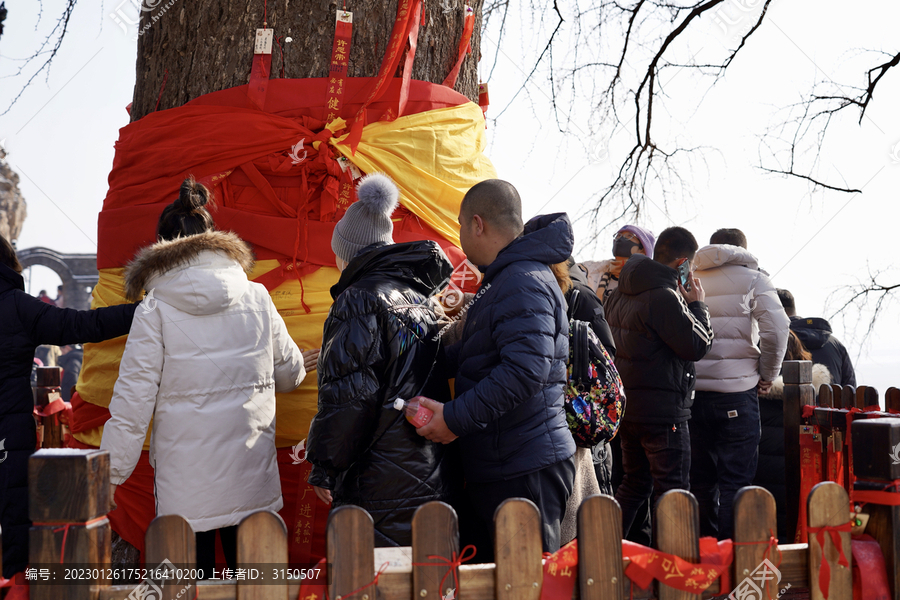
[131, 0, 483, 121]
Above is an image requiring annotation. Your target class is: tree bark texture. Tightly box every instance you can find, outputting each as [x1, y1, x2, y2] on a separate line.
[131, 0, 483, 121]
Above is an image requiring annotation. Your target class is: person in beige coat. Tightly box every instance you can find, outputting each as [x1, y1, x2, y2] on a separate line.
[100, 178, 316, 575]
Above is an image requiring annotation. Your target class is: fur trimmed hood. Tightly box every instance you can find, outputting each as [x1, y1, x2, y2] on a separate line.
[125, 230, 255, 302]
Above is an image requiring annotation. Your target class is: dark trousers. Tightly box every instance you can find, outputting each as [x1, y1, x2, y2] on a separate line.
[465, 456, 575, 563]
[610, 434, 652, 545]
[196, 526, 238, 578]
[614, 420, 691, 540]
[690, 388, 761, 540]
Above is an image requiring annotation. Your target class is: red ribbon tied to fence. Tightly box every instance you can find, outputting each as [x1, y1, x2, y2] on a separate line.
[733, 529, 782, 599]
[807, 521, 852, 599]
[621, 537, 733, 594]
[411, 544, 477, 597]
[32, 516, 108, 564]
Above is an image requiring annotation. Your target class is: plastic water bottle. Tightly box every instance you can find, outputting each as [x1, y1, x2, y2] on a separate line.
[393, 396, 434, 427]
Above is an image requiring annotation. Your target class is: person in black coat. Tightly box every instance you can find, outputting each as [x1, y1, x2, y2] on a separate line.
[0, 234, 137, 579]
[604, 227, 713, 538]
[58, 344, 83, 402]
[416, 180, 576, 559]
[306, 174, 457, 547]
[777, 289, 856, 386]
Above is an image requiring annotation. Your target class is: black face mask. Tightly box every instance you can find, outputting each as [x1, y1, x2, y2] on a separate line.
[612, 237, 640, 258]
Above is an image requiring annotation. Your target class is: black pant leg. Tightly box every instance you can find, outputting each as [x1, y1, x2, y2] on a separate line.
[466, 457, 576, 561]
[219, 525, 238, 571]
[196, 529, 217, 578]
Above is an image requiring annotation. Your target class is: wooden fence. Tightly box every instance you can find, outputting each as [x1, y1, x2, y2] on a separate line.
[782, 360, 900, 598]
[12, 359, 900, 600]
[17, 449, 866, 600]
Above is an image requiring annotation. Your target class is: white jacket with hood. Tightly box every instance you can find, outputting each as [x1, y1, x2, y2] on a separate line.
[693, 244, 789, 393]
[100, 231, 305, 532]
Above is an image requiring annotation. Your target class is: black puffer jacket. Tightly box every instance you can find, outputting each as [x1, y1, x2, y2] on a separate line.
[443, 213, 576, 483]
[0, 263, 136, 579]
[790, 317, 856, 387]
[306, 241, 456, 547]
[604, 255, 713, 424]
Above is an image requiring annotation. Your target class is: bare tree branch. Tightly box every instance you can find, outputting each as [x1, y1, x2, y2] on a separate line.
[1, 0, 78, 116]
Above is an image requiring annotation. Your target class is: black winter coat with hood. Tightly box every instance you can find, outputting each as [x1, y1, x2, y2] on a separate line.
[789, 317, 856, 387]
[306, 240, 456, 547]
[0, 262, 136, 579]
[442, 213, 576, 483]
[604, 255, 714, 424]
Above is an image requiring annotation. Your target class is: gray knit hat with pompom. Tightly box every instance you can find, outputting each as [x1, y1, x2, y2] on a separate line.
[331, 172, 400, 264]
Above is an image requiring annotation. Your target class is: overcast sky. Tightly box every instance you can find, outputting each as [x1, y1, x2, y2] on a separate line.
[1, 0, 898, 394]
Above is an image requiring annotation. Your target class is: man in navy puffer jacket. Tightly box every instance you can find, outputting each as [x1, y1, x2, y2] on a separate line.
[417, 179, 576, 559]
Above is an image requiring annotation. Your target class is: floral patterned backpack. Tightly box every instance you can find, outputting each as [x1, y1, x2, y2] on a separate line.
[563, 289, 625, 447]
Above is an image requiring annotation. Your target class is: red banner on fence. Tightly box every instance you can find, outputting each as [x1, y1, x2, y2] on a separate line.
[796, 428, 823, 543]
[621, 538, 733, 594]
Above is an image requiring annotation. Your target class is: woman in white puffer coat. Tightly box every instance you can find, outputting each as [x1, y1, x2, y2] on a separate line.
[100, 178, 317, 575]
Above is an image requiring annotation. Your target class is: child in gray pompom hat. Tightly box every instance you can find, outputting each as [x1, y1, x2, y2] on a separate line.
[331, 172, 399, 265]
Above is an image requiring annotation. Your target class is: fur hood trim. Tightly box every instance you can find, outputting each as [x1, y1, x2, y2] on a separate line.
[125, 231, 255, 301]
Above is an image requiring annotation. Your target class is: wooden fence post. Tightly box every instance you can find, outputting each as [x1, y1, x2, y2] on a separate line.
[886, 387, 900, 414]
[412, 502, 459, 600]
[144, 515, 196, 600]
[732, 487, 782, 599]
[327, 506, 374, 600]
[238, 511, 289, 600]
[494, 499, 542, 600]
[807, 482, 852, 600]
[28, 449, 111, 600]
[577, 495, 623, 600]
[783, 360, 814, 543]
[840, 386, 855, 411]
[830, 385, 843, 408]
[818, 384, 833, 408]
[655, 490, 700, 600]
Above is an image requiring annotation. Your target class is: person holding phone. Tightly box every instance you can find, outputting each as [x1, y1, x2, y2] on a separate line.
[604, 226, 714, 538]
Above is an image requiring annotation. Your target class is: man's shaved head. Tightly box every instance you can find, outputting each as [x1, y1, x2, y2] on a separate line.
[461, 179, 524, 236]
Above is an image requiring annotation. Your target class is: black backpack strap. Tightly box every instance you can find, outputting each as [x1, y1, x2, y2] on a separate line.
[567, 288, 580, 320]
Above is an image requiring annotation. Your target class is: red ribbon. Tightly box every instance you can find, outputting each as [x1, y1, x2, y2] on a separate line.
[539, 541, 578, 600]
[325, 12, 353, 122]
[807, 522, 852, 599]
[621, 537, 733, 594]
[411, 544, 477, 597]
[853, 481, 900, 507]
[344, 0, 422, 152]
[297, 557, 328, 600]
[248, 52, 272, 110]
[733, 530, 782, 599]
[32, 516, 107, 564]
[442, 8, 475, 89]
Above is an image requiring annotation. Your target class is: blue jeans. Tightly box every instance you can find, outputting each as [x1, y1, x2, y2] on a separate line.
[614, 420, 691, 538]
[690, 389, 761, 540]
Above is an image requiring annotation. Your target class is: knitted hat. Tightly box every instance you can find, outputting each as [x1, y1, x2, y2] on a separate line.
[331, 173, 400, 263]
[617, 225, 656, 259]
